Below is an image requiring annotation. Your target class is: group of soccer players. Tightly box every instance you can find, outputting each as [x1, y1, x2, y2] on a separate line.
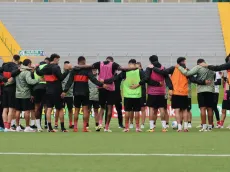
[0, 53, 230, 132]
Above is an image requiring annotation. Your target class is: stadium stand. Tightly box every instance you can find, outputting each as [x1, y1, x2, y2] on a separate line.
[0, 3, 227, 67]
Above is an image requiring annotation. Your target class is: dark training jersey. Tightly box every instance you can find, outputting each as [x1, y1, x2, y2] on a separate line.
[64, 67, 103, 97]
[36, 64, 69, 94]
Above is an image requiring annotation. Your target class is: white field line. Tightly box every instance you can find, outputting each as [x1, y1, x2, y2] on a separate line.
[0, 152, 230, 157]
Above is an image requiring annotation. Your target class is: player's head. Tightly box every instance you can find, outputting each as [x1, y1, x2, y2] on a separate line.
[64, 61, 71, 70]
[23, 59, 32, 68]
[225, 54, 230, 63]
[106, 56, 114, 62]
[128, 59, 136, 68]
[44, 57, 50, 64]
[50, 54, 60, 64]
[149, 55, 158, 64]
[197, 58, 205, 65]
[92, 69, 97, 75]
[177, 57, 186, 68]
[78, 56, 86, 65]
[13, 54, 20, 64]
[136, 62, 142, 69]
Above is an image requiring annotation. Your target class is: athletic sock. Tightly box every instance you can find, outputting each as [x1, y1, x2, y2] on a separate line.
[188, 121, 191, 124]
[83, 122, 87, 130]
[4, 122, 7, 129]
[7, 123, 11, 129]
[96, 122, 99, 127]
[150, 120, 154, 129]
[30, 120, 35, 126]
[136, 122, 140, 129]
[105, 123, 109, 130]
[55, 120, 58, 126]
[69, 120, 72, 126]
[86, 123, 89, 127]
[99, 119, 102, 126]
[60, 122, 65, 130]
[166, 122, 169, 125]
[48, 122, 53, 130]
[36, 119, 41, 129]
[202, 124, 207, 130]
[11, 119, 16, 126]
[125, 120, 129, 130]
[178, 124, 182, 130]
[184, 122, 188, 129]
[161, 120, 166, 129]
[74, 121, 78, 129]
[208, 125, 212, 130]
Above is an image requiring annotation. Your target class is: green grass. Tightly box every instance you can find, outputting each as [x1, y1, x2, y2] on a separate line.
[1, 117, 230, 172]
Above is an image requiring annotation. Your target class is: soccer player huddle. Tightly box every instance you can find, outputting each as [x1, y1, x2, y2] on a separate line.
[0, 53, 230, 133]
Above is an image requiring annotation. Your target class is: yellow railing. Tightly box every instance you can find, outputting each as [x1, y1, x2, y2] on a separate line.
[0, 20, 22, 62]
[218, 3, 230, 55]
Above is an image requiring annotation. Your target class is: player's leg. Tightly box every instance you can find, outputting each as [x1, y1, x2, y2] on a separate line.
[141, 107, 146, 129]
[104, 104, 112, 132]
[188, 111, 192, 128]
[159, 107, 167, 131]
[207, 107, 213, 131]
[115, 102, 124, 128]
[174, 108, 182, 131]
[8, 108, 15, 131]
[56, 97, 67, 132]
[124, 111, 131, 132]
[182, 109, 189, 132]
[129, 111, 134, 129]
[54, 109, 59, 129]
[135, 111, 141, 132]
[93, 101, 101, 131]
[213, 93, 220, 126]
[104, 90, 115, 132]
[24, 110, 32, 132]
[46, 95, 55, 132]
[82, 96, 90, 132]
[65, 97, 74, 128]
[200, 107, 207, 131]
[30, 109, 36, 129]
[34, 103, 43, 131]
[22, 98, 35, 132]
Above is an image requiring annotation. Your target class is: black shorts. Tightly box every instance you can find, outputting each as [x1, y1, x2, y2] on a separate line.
[99, 89, 115, 108]
[171, 95, 188, 110]
[187, 98, 192, 111]
[15, 98, 34, 111]
[140, 96, 147, 107]
[222, 100, 230, 110]
[2, 89, 15, 108]
[124, 98, 141, 112]
[88, 100, 100, 110]
[74, 95, 89, 108]
[46, 94, 64, 110]
[64, 97, 73, 110]
[147, 95, 167, 109]
[197, 92, 214, 108]
[34, 89, 46, 104]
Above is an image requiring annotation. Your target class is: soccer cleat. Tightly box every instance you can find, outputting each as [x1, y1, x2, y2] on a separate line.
[146, 129, 154, 132]
[48, 129, 57, 132]
[73, 128, 78, 132]
[0, 127, 4, 132]
[118, 125, 125, 129]
[199, 128, 208, 132]
[11, 124, 16, 130]
[226, 125, 230, 129]
[123, 129, 129, 132]
[30, 125, 37, 129]
[177, 130, 182, 132]
[196, 124, 202, 129]
[16, 126, 23, 132]
[24, 128, 36, 132]
[141, 124, 145, 129]
[184, 129, 189, 132]
[129, 124, 134, 129]
[54, 125, 58, 129]
[20, 125, 25, 130]
[69, 125, 74, 129]
[162, 128, 168, 132]
[136, 128, 142, 132]
[61, 128, 69, 132]
[188, 123, 192, 128]
[95, 126, 101, 132]
[37, 128, 43, 132]
[82, 129, 91, 132]
[7, 128, 16, 132]
[104, 129, 112, 132]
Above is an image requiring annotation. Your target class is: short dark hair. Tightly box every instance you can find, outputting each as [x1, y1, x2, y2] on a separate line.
[106, 56, 114, 62]
[23, 59, 32, 66]
[64, 61, 70, 64]
[44, 57, 50, 62]
[197, 58, 205, 64]
[177, 57, 186, 64]
[13, 54, 20, 62]
[136, 62, 142, 67]
[78, 56, 86, 63]
[128, 59, 136, 64]
[149, 55, 158, 63]
[50, 54, 60, 62]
